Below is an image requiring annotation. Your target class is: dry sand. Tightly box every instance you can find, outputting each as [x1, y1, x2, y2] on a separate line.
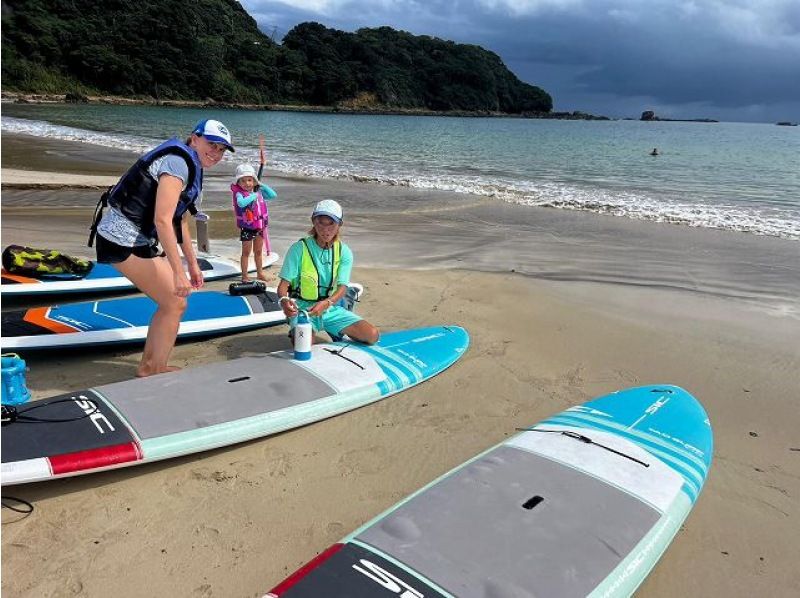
[1, 135, 799, 597]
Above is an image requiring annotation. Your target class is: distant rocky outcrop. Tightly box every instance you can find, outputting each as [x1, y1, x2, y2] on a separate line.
[776, 121, 798, 126]
[641, 110, 717, 123]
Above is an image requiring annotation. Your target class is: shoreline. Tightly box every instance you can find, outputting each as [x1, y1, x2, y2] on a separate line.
[2, 132, 799, 318]
[2, 134, 799, 597]
[1, 91, 610, 121]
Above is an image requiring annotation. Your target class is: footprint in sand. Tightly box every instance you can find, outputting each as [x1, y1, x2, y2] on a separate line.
[326, 521, 345, 535]
[262, 448, 293, 478]
[338, 446, 391, 476]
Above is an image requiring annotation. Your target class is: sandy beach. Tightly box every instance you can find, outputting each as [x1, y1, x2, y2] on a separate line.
[1, 133, 799, 597]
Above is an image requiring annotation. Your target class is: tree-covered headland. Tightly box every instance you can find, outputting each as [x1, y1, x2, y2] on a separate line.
[1, 0, 553, 114]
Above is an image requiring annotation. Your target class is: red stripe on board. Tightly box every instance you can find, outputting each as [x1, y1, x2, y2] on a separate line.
[268, 543, 345, 596]
[49, 442, 142, 475]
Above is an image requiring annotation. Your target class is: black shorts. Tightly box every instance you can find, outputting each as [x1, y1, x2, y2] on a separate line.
[240, 228, 263, 242]
[96, 235, 161, 264]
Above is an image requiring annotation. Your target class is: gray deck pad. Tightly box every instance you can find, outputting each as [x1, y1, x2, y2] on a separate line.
[97, 354, 337, 440]
[356, 445, 661, 598]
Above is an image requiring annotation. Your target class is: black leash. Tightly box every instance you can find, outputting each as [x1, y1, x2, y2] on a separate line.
[323, 344, 365, 370]
[516, 427, 650, 468]
[2, 496, 34, 520]
[1, 398, 99, 426]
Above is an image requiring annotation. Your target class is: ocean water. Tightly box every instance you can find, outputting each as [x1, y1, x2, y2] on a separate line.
[2, 103, 799, 240]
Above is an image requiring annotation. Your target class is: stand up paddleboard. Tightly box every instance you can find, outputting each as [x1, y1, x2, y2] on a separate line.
[0, 283, 363, 351]
[1, 326, 469, 485]
[266, 385, 713, 598]
[1, 252, 278, 297]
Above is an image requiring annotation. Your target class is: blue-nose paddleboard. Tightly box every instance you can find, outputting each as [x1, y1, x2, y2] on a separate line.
[1, 326, 469, 485]
[0, 252, 278, 297]
[266, 385, 713, 598]
[0, 283, 363, 351]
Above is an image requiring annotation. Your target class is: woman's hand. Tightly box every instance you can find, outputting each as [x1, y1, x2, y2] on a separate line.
[280, 297, 298, 318]
[308, 299, 332, 317]
[188, 262, 204, 290]
[173, 271, 193, 297]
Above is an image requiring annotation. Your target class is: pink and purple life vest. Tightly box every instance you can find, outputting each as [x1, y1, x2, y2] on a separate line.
[231, 183, 269, 230]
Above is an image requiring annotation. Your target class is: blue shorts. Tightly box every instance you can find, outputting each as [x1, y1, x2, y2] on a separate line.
[289, 304, 362, 337]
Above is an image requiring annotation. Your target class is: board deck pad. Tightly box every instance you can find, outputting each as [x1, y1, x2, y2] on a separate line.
[1, 326, 469, 485]
[106, 355, 338, 439]
[0, 252, 277, 297]
[267, 385, 713, 598]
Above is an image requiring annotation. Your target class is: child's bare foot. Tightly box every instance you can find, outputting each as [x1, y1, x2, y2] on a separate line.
[241, 276, 252, 282]
[257, 273, 269, 282]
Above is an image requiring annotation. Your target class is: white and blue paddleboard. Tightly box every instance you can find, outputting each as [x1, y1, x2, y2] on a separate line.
[0, 283, 363, 351]
[1, 326, 469, 485]
[0, 252, 278, 297]
[266, 385, 713, 598]
[2, 287, 271, 350]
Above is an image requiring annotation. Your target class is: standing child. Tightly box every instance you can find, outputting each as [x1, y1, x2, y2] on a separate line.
[231, 136, 277, 281]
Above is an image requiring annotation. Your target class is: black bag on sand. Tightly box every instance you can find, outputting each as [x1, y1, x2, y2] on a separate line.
[2, 245, 94, 278]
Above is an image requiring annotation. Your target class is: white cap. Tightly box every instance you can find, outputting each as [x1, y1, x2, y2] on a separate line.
[233, 163, 259, 185]
[312, 199, 343, 224]
[192, 119, 235, 152]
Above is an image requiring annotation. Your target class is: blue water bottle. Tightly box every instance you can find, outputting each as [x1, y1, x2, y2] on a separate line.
[294, 311, 312, 361]
[2, 353, 31, 406]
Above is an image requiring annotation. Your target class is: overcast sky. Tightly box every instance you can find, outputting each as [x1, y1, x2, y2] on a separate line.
[239, 0, 800, 123]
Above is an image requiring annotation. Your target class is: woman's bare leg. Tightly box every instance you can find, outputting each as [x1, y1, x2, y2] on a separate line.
[113, 255, 187, 377]
[341, 320, 380, 345]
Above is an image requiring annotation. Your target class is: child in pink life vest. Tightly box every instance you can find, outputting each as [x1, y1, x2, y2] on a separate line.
[231, 161, 277, 282]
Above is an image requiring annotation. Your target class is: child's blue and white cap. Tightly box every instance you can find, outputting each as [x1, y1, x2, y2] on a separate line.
[193, 119, 235, 152]
[312, 199, 343, 224]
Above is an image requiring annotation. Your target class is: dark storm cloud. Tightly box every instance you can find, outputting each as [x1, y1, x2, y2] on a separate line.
[240, 1, 800, 122]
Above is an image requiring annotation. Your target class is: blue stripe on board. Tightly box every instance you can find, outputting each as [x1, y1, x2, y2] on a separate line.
[366, 353, 404, 394]
[545, 414, 706, 487]
[543, 415, 702, 502]
[358, 346, 416, 382]
[367, 345, 425, 382]
[565, 407, 710, 474]
[554, 409, 709, 476]
[84, 263, 126, 280]
[543, 418, 701, 504]
[358, 347, 414, 391]
[47, 292, 253, 331]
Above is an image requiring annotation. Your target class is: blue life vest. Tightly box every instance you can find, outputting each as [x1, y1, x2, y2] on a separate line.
[89, 138, 203, 246]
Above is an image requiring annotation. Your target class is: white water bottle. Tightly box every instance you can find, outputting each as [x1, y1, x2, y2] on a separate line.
[294, 311, 312, 361]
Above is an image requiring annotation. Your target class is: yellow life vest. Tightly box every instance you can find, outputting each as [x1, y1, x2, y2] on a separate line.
[290, 237, 341, 301]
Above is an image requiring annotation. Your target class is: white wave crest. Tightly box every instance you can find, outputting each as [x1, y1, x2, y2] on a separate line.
[4, 115, 798, 240]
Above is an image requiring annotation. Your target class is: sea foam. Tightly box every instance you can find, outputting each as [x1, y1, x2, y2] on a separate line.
[3, 116, 798, 240]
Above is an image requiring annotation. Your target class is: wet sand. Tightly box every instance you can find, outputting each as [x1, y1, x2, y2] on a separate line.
[1, 134, 799, 597]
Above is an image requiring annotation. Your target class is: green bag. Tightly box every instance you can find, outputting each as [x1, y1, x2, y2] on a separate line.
[1, 245, 94, 278]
